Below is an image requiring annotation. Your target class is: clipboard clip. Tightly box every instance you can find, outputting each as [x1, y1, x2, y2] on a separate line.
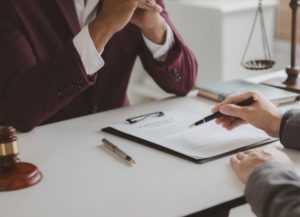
[126, 111, 164, 124]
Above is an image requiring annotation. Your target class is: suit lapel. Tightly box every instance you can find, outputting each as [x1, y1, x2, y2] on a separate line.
[55, 0, 81, 35]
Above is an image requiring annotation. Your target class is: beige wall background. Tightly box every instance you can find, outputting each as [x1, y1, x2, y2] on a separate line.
[277, 0, 300, 41]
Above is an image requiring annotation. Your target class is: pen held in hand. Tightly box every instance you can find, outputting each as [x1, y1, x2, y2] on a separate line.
[102, 138, 136, 165]
[189, 95, 258, 128]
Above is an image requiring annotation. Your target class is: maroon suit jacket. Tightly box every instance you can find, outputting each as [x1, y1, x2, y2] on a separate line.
[0, 0, 197, 132]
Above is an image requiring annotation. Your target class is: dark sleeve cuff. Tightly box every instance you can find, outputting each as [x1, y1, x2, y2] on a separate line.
[245, 162, 300, 217]
[280, 109, 300, 149]
[279, 110, 291, 143]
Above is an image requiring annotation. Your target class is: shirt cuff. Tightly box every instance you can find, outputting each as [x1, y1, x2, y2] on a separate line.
[142, 23, 175, 62]
[73, 26, 105, 75]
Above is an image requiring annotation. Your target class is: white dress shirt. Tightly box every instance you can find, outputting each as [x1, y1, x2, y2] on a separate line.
[73, 0, 175, 75]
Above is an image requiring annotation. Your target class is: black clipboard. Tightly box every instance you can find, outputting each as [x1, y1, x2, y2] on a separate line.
[101, 126, 278, 164]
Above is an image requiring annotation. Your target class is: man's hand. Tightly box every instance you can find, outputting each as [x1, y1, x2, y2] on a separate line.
[130, 1, 168, 44]
[89, 0, 155, 51]
[230, 146, 293, 184]
[212, 92, 283, 137]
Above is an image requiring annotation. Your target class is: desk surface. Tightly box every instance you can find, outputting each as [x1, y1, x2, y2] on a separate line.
[2, 75, 300, 217]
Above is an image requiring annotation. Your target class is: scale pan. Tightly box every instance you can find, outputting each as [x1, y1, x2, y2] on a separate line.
[242, 59, 275, 70]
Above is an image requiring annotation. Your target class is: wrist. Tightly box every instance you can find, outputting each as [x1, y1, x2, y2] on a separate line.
[268, 114, 283, 138]
[141, 18, 167, 44]
[89, 19, 115, 51]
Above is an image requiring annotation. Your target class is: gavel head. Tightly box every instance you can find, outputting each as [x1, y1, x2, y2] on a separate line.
[0, 126, 19, 172]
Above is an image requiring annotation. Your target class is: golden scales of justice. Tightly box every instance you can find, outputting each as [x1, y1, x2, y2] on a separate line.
[242, 0, 300, 92]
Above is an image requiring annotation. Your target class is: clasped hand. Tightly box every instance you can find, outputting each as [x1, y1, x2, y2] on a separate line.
[89, 0, 167, 51]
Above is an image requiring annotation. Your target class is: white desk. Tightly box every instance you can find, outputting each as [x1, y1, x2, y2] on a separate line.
[1, 91, 300, 217]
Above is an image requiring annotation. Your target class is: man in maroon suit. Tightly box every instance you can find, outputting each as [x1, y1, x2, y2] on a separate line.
[0, 0, 197, 132]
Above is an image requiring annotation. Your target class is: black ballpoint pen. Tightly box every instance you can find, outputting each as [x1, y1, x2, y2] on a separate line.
[189, 95, 258, 128]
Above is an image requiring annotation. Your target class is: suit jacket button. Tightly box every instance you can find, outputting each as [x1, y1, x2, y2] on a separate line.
[93, 105, 98, 113]
[63, 88, 71, 96]
[175, 75, 182, 81]
[70, 85, 78, 92]
[172, 68, 182, 81]
[77, 80, 84, 89]
[57, 91, 63, 98]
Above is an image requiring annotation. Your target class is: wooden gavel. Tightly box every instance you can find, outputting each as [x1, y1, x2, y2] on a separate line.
[0, 126, 42, 191]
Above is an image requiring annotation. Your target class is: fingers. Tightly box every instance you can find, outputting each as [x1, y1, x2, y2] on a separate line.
[216, 116, 226, 124]
[219, 104, 245, 118]
[212, 91, 260, 113]
[215, 104, 245, 126]
[230, 155, 241, 171]
[226, 119, 245, 130]
[145, 0, 163, 13]
[230, 150, 251, 167]
[136, 0, 162, 13]
[230, 151, 254, 184]
[230, 151, 248, 170]
[219, 116, 235, 128]
[236, 152, 246, 160]
[215, 115, 245, 130]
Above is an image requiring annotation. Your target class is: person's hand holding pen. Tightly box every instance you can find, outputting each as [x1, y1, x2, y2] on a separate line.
[212, 92, 292, 185]
[212, 91, 283, 138]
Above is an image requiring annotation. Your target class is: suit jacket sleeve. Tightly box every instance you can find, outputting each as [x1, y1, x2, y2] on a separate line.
[138, 0, 198, 96]
[280, 109, 300, 149]
[0, 0, 96, 132]
[245, 162, 300, 217]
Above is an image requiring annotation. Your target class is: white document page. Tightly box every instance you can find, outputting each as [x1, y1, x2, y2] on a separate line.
[109, 109, 272, 159]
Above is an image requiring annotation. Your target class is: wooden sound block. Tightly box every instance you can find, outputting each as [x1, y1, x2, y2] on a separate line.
[0, 162, 42, 191]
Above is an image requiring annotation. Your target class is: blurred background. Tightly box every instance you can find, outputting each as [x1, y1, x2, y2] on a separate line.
[128, 0, 297, 104]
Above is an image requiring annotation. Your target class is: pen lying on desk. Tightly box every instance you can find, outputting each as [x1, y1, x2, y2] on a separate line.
[102, 138, 136, 165]
[189, 95, 258, 128]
